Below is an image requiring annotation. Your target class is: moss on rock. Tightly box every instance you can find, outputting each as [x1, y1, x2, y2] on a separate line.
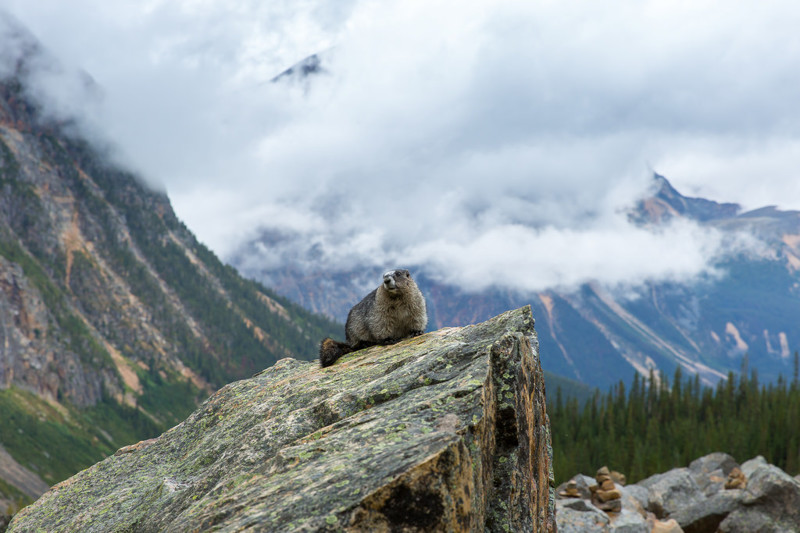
[9, 306, 555, 532]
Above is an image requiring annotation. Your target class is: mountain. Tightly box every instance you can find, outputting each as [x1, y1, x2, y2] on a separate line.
[234, 174, 800, 391]
[0, 52, 337, 513]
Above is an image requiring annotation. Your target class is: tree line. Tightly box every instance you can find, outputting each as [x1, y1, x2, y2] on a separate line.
[549, 354, 800, 485]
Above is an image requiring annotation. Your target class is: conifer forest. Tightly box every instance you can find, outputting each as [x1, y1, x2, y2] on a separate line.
[549, 354, 800, 485]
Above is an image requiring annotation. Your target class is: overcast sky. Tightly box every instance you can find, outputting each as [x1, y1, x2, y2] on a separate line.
[2, 0, 799, 292]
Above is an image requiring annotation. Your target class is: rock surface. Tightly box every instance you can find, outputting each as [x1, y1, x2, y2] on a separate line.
[638, 467, 704, 518]
[1, 42, 338, 507]
[9, 306, 555, 532]
[556, 452, 800, 533]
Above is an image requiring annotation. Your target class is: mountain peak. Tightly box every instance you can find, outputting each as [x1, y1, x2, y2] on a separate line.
[632, 173, 741, 225]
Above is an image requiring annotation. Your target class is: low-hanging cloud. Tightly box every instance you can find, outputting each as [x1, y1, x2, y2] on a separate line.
[4, 0, 799, 292]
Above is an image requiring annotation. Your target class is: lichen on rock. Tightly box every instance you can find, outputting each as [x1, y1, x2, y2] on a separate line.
[9, 306, 555, 532]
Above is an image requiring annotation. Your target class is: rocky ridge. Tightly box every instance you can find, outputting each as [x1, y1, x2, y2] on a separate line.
[556, 452, 800, 532]
[0, 23, 337, 515]
[9, 306, 555, 532]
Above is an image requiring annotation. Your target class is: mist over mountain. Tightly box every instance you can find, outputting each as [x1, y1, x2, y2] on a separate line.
[4, 2, 799, 387]
[5, 2, 800, 295]
[0, 16, 337, 512]
[234, 174, 800, 389]
[1, 4, 799, 525]
[3, 1, 800, 390]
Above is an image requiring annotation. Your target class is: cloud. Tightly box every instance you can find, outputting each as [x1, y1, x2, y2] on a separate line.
[0, 11, 103, 131]
[4, 0, 799, 292]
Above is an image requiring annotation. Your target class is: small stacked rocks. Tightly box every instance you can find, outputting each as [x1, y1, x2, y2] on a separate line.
[591, 466, 622, 512]
[558, 479, 581, 498]
[724, 466, 747, 489]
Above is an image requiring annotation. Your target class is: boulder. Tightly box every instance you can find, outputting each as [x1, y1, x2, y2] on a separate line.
[688, 452, 739, 479]
[555, 498, 610, 533]
[740, 455, 768, 476]
[618, 485, 647, 517]
[621, 483, 650, 512]
[557, 453, 800, 533]
[719, 509, 790, 533]
[9, 307, 555, 532]
[688, 452, 739, 496]
[670, 489, 743, 533]
[718, 460, 800, 532]
[556, 474, 595, 500]
[638, 467, 705, 518]
[561, 497, 603, 513]
[556, 483, 652, 532]
[608, 506, 649, 533]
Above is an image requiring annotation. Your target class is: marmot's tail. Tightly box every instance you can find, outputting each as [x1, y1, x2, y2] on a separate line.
[319, 338, 353, 367]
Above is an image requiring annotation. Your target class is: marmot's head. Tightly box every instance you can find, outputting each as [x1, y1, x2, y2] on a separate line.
[382, 269, 414, 295]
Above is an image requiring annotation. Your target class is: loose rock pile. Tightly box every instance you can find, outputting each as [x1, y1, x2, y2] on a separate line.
[724, 467, 746, 490]
[556, 452, 800, 533]
[591, 466, 623, 513]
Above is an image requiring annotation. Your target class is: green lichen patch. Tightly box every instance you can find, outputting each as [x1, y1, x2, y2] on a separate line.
[9, 306, 555, 533]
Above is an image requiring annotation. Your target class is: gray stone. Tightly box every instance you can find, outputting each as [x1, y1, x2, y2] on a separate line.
[698, 468, 727, 496]
[741, 462, 800, 515]
[557, 473, 595, 500]
[670, 489, 744, 533]
[688, 452, 739, 496]
[561, 497, 600, 512]
[740, 455, 768, 478]
[556, 499, 610, 533]
[714, 457, 800, 532]
[689, 452, 739, 478]
[608, 506, 649, 533]
[556, 486, 650, 533]
[719, 509, 790, 533]
[638, 467, 706, 518]
[9, 307, 556, 532]
[621, 483, 650, 512]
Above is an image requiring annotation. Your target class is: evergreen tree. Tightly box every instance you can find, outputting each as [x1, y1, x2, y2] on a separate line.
[549, 367, 800, 485]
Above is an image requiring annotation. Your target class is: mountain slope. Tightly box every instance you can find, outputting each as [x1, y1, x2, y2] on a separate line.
[0, 73, 337, 512]
[236, 174, 800, 390]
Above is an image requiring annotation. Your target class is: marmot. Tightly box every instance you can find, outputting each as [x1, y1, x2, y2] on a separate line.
[319, 269, 427, 367]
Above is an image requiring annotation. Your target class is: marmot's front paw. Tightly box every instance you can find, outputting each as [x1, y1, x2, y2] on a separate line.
[410, 330, 424, 337]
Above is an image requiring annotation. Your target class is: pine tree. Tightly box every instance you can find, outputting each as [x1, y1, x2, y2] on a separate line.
[549, 368, 800, 485]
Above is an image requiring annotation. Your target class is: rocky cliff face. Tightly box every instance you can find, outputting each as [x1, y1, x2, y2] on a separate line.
[8, 306, 555, 532]
[0, 46, 337, 513]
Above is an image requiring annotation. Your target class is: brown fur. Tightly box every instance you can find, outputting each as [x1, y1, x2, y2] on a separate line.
[319, 269, 427, 367]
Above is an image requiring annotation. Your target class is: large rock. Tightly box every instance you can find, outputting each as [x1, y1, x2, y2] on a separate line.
[638, 467, 705, 518]
[9, 306, 555, 532]
[555, 482, 653, 533]
[718, 457, 800, 533]
[556, 498, 610, 533]
[631, 453, 800, 533]
[688, 452, 738, 496]
[671, 489, 742, 533]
